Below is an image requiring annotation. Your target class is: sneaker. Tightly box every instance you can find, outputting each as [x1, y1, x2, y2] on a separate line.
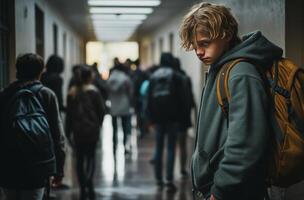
[165, 182, 177, 193]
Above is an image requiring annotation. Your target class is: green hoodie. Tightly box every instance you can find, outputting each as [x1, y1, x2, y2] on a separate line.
[192, 31, 283, 200]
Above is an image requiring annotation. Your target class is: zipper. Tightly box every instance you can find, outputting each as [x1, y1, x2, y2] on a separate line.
[191, 69, 215, 192]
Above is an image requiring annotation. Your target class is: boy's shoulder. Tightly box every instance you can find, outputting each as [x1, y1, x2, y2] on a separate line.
[38, 85, 59, 106]
[228, 60, 263, 81]
[39, 84, 57, 96]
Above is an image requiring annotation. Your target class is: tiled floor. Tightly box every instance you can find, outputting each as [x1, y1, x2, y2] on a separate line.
[53, 115, 194, 200]
[2, 114, 303, 200]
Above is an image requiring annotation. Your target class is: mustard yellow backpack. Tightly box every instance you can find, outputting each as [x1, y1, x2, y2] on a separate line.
[216, 58, 304, 187]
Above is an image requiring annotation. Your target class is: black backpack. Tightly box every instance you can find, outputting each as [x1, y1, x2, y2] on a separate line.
[2, 84, 55, 167]
[149, 67, 177, 123]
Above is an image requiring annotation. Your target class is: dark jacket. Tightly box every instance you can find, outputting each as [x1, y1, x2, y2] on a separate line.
[192, 31, 282, 200]
[41, 72, 64, 111]
[0, 81, 66, 189]
[66, 84, 105, 145]
[147, 65, 188, 124]
[179, 70, 195, 129]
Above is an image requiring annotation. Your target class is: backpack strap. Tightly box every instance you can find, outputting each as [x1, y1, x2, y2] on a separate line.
[287, 66, 303, 92]
[216, 58, 247, 118]
[9, 82, 43, 103]
[28, 82, 44, 94]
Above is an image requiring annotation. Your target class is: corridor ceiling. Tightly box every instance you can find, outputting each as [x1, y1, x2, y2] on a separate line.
[48, 0, 199, 42]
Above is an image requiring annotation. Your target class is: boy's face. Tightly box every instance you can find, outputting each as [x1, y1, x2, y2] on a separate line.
[193, 31, 230, 65]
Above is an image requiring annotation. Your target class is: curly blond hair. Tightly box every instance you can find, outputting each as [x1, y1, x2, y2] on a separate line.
[179, 2, 239, 51]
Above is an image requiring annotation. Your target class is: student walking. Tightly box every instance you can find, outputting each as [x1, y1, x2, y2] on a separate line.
[66, 66, 105, 200]
[0, 53, 66, 200]
[147, 52, 188, 192]
[107, 62, 133, 155]
[41, 55, 65, 112]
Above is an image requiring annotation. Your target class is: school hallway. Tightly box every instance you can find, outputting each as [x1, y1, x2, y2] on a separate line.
[1, 0, 304, 200]
[52, 115, 194, 200]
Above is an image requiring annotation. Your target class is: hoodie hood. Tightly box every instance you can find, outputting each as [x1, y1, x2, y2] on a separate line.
[160, 52, 174, 68]
[211, 31, 283, 72]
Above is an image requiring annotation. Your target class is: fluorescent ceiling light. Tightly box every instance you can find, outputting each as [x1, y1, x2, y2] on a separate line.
[96, 36, 130, 40]
[96, 34, 134, 37]
[94, 27, 136, 30]
[88, 0, 161, 7]
[94, 27, 138, 31]
[96, 34, 132, 36]
[94, 28, 138, 32]
[94, 29, 136, 33]
[90, 7, 153, 14]
[93, 20, 142, 25]
[95, 31, 135, 36]
[96, 33, 131, 36]
[95, 30, 134, 33]
[98, 37, 131, 41]
[91, 14, 147, 20]
[93, 24, 140, 28]
[94, 28, 135, 32]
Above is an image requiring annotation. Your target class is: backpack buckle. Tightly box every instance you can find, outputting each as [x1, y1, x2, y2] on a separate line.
[273, 85, 290, 98]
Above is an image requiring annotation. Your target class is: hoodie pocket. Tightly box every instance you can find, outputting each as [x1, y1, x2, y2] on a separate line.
[192, 150, 213, 190]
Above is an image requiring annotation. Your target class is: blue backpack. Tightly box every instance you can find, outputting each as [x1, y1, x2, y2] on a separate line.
[2, 84, 55, 167]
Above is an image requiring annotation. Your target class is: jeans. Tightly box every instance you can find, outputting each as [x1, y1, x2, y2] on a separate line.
[112, 115, 131, 151]
[1, 188, 45, 200]
[154, 122, 179, 182]
[75, 144, 97, 199]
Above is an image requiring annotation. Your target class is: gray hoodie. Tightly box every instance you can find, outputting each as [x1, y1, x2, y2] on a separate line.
[192, 31, 282, 200]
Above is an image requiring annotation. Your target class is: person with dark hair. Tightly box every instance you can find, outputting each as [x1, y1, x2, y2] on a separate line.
[41, 55, 65, 112]
[110, 57, 131, 76]
[124, 58, 133, 75]
[91, 62, 108, 102]
[0, 53, 66, 200]
[66, 66, 105, 200]
[147, 52, 188, 192]
[15, 53, 45, 80]
[110, 57, 123, 74]
[68, 64, 82, 90]
[132, 59, 149, 138]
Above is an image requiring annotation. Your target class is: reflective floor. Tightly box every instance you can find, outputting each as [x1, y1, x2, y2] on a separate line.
[53, 115, 194, 200]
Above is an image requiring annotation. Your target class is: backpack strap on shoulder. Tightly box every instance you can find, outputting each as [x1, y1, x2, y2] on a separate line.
[216, 58, 247, 118]
[28, 82, 44, 94]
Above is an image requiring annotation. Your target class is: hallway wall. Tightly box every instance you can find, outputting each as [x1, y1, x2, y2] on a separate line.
[138, 12, 203, 105]
[138, 0, 286, 105]
[14, 0, 86, 103]
[285, 0, 304, 67]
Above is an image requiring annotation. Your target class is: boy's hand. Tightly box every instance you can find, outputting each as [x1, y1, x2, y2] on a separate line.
[50, 176, 63, 187]
[210, 194, 216, 200]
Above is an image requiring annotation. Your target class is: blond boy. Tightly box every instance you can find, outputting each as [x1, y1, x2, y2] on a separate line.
[180, 3, 282, 200]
